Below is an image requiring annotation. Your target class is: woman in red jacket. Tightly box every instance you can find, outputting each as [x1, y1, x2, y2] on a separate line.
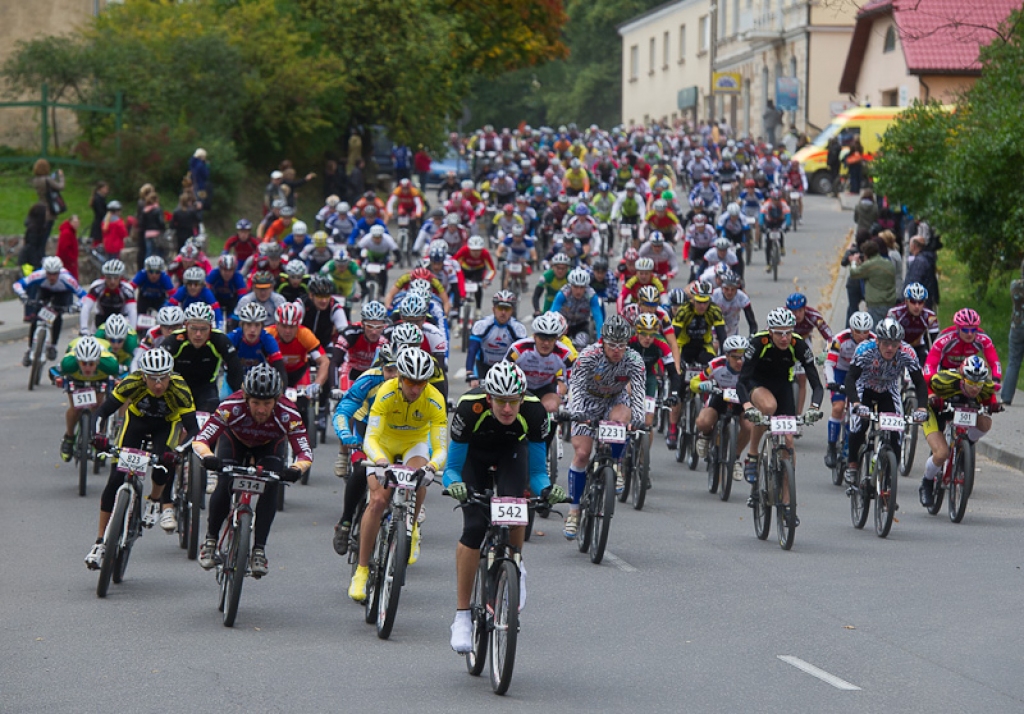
[57, 215, 81, 280]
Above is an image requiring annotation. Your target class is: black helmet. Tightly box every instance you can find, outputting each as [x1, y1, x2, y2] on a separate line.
[242, 363, 283, 399]
[601, 314, 633, 343]
[307, 274, 334, 297]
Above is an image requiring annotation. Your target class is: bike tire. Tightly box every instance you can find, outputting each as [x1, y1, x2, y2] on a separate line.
[753, 453, 771, 540]
[524, 505, 534, 541]
[776, 459, 796, 551]
[850, 451, 870, 530]
[831, 441, 845, 487]
[187, 455, 204, 560]
[489, 560, 520, 695]
[949, 442, 974, 524]
[377, 515, 408, 639]
[461, 308, 470, 353]
[590, 465, 616, 564]
[466, 561, 488, 676]
[176, 460, 189, 551]
[77, 410, 91, 497]
[97, 488, 129, 598]
[771, 243, 779, 282]
[618, 440, 633, 503]
[685, 399, 700, 470]
[632, 432, 650, 511]
[576, 487, 592, 554]
[927, 467, 945, 515]
[874, 448, 898, 537]
[305, 398, 317, 455]
[27, 333, 44, 391]
[900, 393, 919, 477]
[365, 520, 387, 624]
[222, 511, 250, 628]
[719, 419, 736, 502]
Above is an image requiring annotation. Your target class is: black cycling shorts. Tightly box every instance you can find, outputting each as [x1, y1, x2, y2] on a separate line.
[749, 380, 796, 417]
[458, 440, 530, 549]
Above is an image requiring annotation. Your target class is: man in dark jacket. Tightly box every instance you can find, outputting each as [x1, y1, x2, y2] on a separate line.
[826, 138, 841, 196]
[903, 235, 939, 310]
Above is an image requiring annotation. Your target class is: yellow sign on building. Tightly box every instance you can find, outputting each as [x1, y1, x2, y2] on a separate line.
[712, 72, 742, 94]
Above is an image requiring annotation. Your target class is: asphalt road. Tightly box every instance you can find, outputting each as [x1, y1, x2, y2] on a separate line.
[2, 195, 1023, 712]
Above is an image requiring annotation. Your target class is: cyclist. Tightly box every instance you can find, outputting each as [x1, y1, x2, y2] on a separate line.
[15, 256, 85, 365]
[266, 303, 330, 433]
[717, 203, 750, 277]
[131, 255, 175, 317]
[444, 362, 567, 652]
[588, 257, 619, 303]
[467, 290, 527, 387]
[392, 294, 449, 394]
[551, 268, 604, 349]
[823, 311, 875, 468]
[842, 317, 929, 485]
[54, 336, 120, 462]
[223, 218, 260, 266]
[924, 308, 1002, 383]
[300, 273, 349, 362]
[84, 349, 200, 568]
[169, 241, 213, 286]
[758, 189, 791, 271]
[207, 254, 247, 327]
[169, 267, 224, 327]
[638, 231, 679, 282]
[300, 231, 336, 275]
[276, 260, 309, 303]
[319, 253, 363, 304]
[618, 258, 666, 313]
[563, 315, 646, 537]
[195, 363, 312, 577]
[496, 225, 537, 285]
[532, 253, 572, 315]
[282, 221, 312, 262]
[348, 348, 447, 601]
[385, 178, 425, 232]
[702, 237, 741, 280]
[159, 302, 244, 411]
[242, 242, 285, 284]
[506, 312, 575, 418]
[357, 224, 399, 294]
[788, 293, 834, 414]
[93, 313, 140, 375]
[453, 235, 496, 313]
[629, 313, 681, 430]
[737, 308, 824, 515]
[690, 334, 752, 481]
[226, 303, 287, 379]
[565, 203, 599, 258]
[137, 305, 185, 354]
[918, 355, 1000, 508]
[643, 198, 684, 245]
[887, 283, 939, 365]
[234, 271, 288, 325]
[384, 265, 448, 313]
[712, 271, 757, 337]
[610, 180, 643, 247]
[80, 259, 138, 334]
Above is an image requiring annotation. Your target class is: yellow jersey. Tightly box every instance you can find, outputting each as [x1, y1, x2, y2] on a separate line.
[364, 378, 448, 472]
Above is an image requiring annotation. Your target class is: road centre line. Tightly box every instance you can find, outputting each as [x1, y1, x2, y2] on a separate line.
[777, 655, 862, 691]
[603, 551, 638, 572]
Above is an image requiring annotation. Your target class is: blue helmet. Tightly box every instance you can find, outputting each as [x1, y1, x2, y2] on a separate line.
[904, 283, 928, 302]
[597, 182, 610, 193]
[785, 293, 807, 310]
[574, 203, 590, 216]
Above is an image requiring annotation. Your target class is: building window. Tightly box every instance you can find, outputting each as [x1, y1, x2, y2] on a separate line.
[679, 24, 687, 62]
[732, 0, 740, 35]
[649, 37, 656, 74]
[630, 45, 639, 81]
[882, 89, 898, 106]
[883, 25, 897, 53]
[699, 15, 709, 52]
[663, 31, 670, 68]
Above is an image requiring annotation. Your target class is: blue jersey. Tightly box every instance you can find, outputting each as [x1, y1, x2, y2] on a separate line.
[282, 234, 311, 260]
[348, 217, 386, 245]
[502, 236, 535, 262]
[130, 270, 174, 304]
[14, 269, 86, 300]
[332, 367, 389, 440]
[206, 268, 247, 307]
[169, 286, 224, 326]
[227, 327, 282, 371]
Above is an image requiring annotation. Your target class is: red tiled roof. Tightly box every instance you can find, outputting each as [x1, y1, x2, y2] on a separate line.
[893, 0, 1020, 73]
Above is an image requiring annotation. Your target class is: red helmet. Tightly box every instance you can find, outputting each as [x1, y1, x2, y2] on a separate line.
[623, 248, 639, 262]
[275, 302, 303, 327]
[503, 204, 514, 214]
[745, 179, 756, 188]
[410, 267, 433, 282]
[953, 308, 981, 329]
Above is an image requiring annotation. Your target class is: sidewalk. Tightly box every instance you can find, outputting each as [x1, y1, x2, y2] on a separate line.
[827, 263, 1024, 476]
[0, 298, 78, 345]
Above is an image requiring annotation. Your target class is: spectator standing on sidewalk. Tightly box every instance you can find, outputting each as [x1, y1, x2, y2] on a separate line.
[1001, 260, 1024, 405]
[57, 215, 81, 281]
[19, 204, 48, 273]
[878, 229, 902, 293]
[903, 235, 939, 310]
[826, 138, 842, 196]
[848, 240, 896, 326]
[139, 191, 166, 266]
[102, 201, 128, 260]
[762, 100, 783, 145]
[414, 147, 431, 190]
[853, 189, 879, 234]
[170, 193, 200, 251]
[89, 181, 109, 249]
[845, 139, 865, 194]
[31, 159, 64, 242]
[323, 158, 346, 203]
[346, 128, 363, 174]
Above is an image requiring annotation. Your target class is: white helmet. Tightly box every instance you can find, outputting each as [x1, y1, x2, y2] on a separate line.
[42, 256, 63, 274]
[714, 237, 731, 251]
[532, 312, 563, 337]
[74, 336, 103, 363]
[236, 302, 268, 324]
[292, 221, 308, 236]
[727, 202, 741, 217]
[445, 213, 460, 226]
[102, 259, 125, 277]
[483, 362, 527, 398]
[284, 259, 307, 277]
[722, 335, 749, 353]
[138, 347, 174, 376]
[157, 306, 185, 327]
[467, 235, 486, 250]
[391, 321, 424, 349]
[370, 224, 385, 237]
[461, 180, 474, 190]
[396, 347, 435, 381]
[183, 266, 206, 283]
[766, 307, 797, 329]
[183, 302, 214, 324]
[145, 255, 166, 272]
[849, 311, 874, 332]
[103, 314, 130, 341]
[635, 257, 655, 271]
[567, 268, 590, 287]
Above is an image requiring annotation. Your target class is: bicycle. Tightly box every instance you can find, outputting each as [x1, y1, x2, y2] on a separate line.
[926, 405, 990, 523]
[898, 374, 920, 478]
[26, 300, 75, 391]
[847, 406, 914, 538]
[704, 387, 742, 502]
[396, 214, 412, 267]
[749, 413, 814, 550]
[95, 442, 155, 598]
[174, 412, 211, 560]
[675, 363, 705, 470]
[55, 376, 109, 497]
[765, 224, 785, 282]
[361, 463, 428, 639]
[212, 463, 284, 627]
[448, 487, 565, 695]
[618, 422, 652, 510]
[459, 280, 481, 353]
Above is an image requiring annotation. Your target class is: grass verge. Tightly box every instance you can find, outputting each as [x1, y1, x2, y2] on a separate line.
[0, 171, 94, 236]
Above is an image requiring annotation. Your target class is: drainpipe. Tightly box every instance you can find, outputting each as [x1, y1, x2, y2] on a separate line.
[804, 0, 811, 130]
[919, 76, 931, 102]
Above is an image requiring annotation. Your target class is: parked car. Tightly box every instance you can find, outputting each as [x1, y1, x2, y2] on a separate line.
[425, 148, 471, 186]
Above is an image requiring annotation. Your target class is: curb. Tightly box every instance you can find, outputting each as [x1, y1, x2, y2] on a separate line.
[976, 442, 1024, 474]
[0, 320, 77, 346]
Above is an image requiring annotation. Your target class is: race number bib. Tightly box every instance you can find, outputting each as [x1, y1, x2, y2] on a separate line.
[117, 448, 150, 474]
[769, 416, 798, 435]
[398, 215, 410, 226]
[508, 262, 523, 274]
[953, 409, 977, 427]
[490, 497, 530, 526]
[722, 388, 739, 404]
[790, 191, 801, 202]
[685, 370, 702, 382]
[72, 389, 97, 408]
[232, 477, 265, 494]
[137, 314, 156, 329]
[285, 388, 298, 402]
[366, 263, 382, 275]
[721, 183, 732, 193]
[38, 307, 58, 324]
[465, 282, 478, 294]
[620, 225, 632, 237]
[598, 421, 628, 444]
[645, 396, 657, 415]
[390, 466, 419, 489]
[196, 411, 211, 429]
[878, 412, 904, 432]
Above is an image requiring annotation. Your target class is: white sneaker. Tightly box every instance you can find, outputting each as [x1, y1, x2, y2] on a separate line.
[206, 472, 218, 495]
[450, 612, 473, 654]
[160, 508, 177, 532]
[615, 474, 625, 494]
[696, 436, 709, 458]
[198, 537, 217, 570]
[85, 542, 104, 570]
[563, 511, 579, 539]
[518, 564, 526, 612]
[733, 461, 745, 481]
[142, 499, 160, 528]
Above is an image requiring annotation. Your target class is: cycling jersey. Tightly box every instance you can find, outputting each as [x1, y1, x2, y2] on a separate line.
[887, 303, 939, 347]
[551, 285, 604, 333]
[589, 271, 619, 301]
[276, 278, 309, 304]
[81, 279, 138, 332]
[266, 325, 324, 378]
[357, 234, 398, 261]
[453, 246, 496, 274]
[536, 269, 570, 313]
[563, 168, 590, 192]
[566, 216, 598, 242]
[234, 292, 288, 326]
[685, 225, 718, 253]
[333, 366, 389, 441]
[619, 275, 666, 309]
[226, 327, 285, 372]
[363, 378, 448, 472]
[57, 351, 120, 382]
[628, 335, 680, 395]
[794, 307, 833, 343]
[108, 372, 196, 423]
[825, 329, 873, 382]
[168, 286, 223, 326]
[467, 316, 528, 376]
[690, 354, 740, 391]
[644, 211, 680, 235]
[198, 392, 312, 463]
[15, 268, 86, 304]
[638, 243, 678, 276]
[160, 329, 244, 392]
[320, 259, 362, 298]
[924, 327, 1002, 382]
[737, 331, 822, 408]
[922, 369, 998, 437]
[702, 247, 740, 271]
[567, 341, 647, 427]
[299, 295, 348, 348]
[846, 339, 923, 398]
[206, 269, 247, 312]
[223, 235, 260, 264]
[333, 325, 384, 377]
[391, 272, 445, 301]
[91, 326, 140, 368]
[501, 236, 535, 263]
[711, 287, 753, 336]
[506, 337, 574, 390]
[671, 302, 726, 351]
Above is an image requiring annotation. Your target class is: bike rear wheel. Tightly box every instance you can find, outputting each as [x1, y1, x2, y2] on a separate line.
[874, 448, 898, 537]
[770, 243, 779, 282]
[632, 432, 650, 511]
[576, 482, 592, 554]
[28, 332, 44, 391]
[377, 516, 408, 639]
[489, 560, 520, 695]
[719, 419, 736, 502]
[97, 489, 130, 598]
[900, 393, 919, 477]
[618, 440, 633, 503]
[187, 455, 204, 560]
[948, 442, 974, 524]
[850, 452, 870, 529]
[685, 399, 700, 470]
[753, 454, 771, 540]
[776, 459, 796, 551]
[76, 410, 91, 497]
[365, 520, 387, 624]
[590, 465, 616, 564]
[466, 561, 488, 675]
[222, 512, 250, 627]
[175, 461, 189, 550]
[706, 425, 720, 495]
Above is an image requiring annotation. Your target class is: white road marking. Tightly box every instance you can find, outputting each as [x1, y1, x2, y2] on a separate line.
[603, 551, 638, 572]
[777, 655, 862, 691]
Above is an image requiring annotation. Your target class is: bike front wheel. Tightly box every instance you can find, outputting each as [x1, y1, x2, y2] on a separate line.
[466, 561, 488, 676]
[187, 455, 204, 560]
[850, 452, 870, 530]
[874, 448, 899, 537]
[589, 465, 616, 564]
[719, 419, 737, 502]
[632, 432, 650, 511]
[489, 560, 520, 695]
[900, 393, 919, 477]
[753, 455, 771, 540]
[222, 512, 250, 627]
[776, 459, 796, 551]
[948, 442, 974, 524]
[27, 332, 44, 391]
[685, 399, 700, 470]
[377, 516, 408, 639]
[97, 489, 130, 598]
[76, 410, 91, 497]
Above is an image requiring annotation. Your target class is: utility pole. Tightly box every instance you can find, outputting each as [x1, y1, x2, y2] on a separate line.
[709, 1, 718, 122]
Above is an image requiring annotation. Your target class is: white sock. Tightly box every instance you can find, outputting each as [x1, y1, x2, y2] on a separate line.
[924, 458, 942, 481]
[454, 609, 471, 624]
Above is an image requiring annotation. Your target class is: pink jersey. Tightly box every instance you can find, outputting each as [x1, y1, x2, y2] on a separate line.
[197, 392, 313, 463]
[923, 326, 1002, 382]
[794, 306, 833, 342]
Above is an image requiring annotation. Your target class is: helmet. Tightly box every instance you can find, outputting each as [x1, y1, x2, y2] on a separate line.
[745, 179, 756, 188]
[184, 302, 214, 324]
[280, 206, 295, 217]
[275, 302, 302, 326]
[766, 307, 797, 329]
[428, 244, 447, 262]
[399, 177, 412, 187]
[532, 312, 563, 337]
[598, 182, 610, 192]
[312, 231, 328, 248]
[217, 254, 237, 271]
[601, 314, 633, 343]
[551, 253, 572, 267]
[624, 181, 637, 190]
[574, 203, 589, 216]
[284, 260, 306, 278]
[668, 288, 688, 307]
[251, 271, 275, 288]
[374, 342, 399, 368]
[960, 355, 990, 382]
[361, 300, 388, 323]
[445, 213, 460, 226]
[721, 271, 742, 288]
[74, 336, 103, 363]
[483, 362, 527, 398]
[567, 268, 590, 287]
[874, 317, 905, 342]
[391, 322, 424, 349]
[243, 362, 283, 399]
[769, 188, 781, 200]
[236, 219, 253, 231]
[503, 204, 514, 215]
[953, 308, 981, 328]
[236, 302, 268, 324]
[292, 221, 308, 236]
[138, 347, 174, 377]
[637, 284, 660, 304]
[369, 224, 385, 238]
[623, 248, 639, 262]
[307, 274, 333, 296]
[570, 158, 581, 169]
[531, 175, 544, 186]
[496, 170, 507, 180]
[143, 255, 165, 273]
[461, 179, 474, 190]
[723, 335, 749, 353]
[849, 311, 874, 331]
[396, 347, 435, 381]
[410, 267, 433, 283]
[691, 197, 705, 209]
[692, 280, 713, 302]
[102, 259, 125, 277]
[493, 290, 516, 307]
[649, 231, 665, 245]
[409, 278, 433, 295]
[635, 257, 655, 272]
[338, 202, 350, 213]
[363, 205, 377, 217]
[693, 214, 707, 227]
[103, 314, 130, 341]
[263, 242, 282, 259]
[635, 313, 660, 335]
[785, 293, 807, 310]
[326, 195, 340, 208]
[42, 256, 63, 274]
[557, 194, 569, 204]
[713, 237, 731, 251]
[653, 199, 667, 211]
[428, 239, 448, 256]
[183, 266, 206, 283]
[727, 203, 741, 217]
[552, 312, 569, 336]
[904, 283, 928, 302]
[467, 235, 486, 250]
[591, 257, 609, 272]
[157, 306, 184, 327]
[398, 293, 428, 319]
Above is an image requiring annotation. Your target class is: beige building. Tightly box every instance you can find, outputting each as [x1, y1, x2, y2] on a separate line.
[617, 0, 713, 128]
